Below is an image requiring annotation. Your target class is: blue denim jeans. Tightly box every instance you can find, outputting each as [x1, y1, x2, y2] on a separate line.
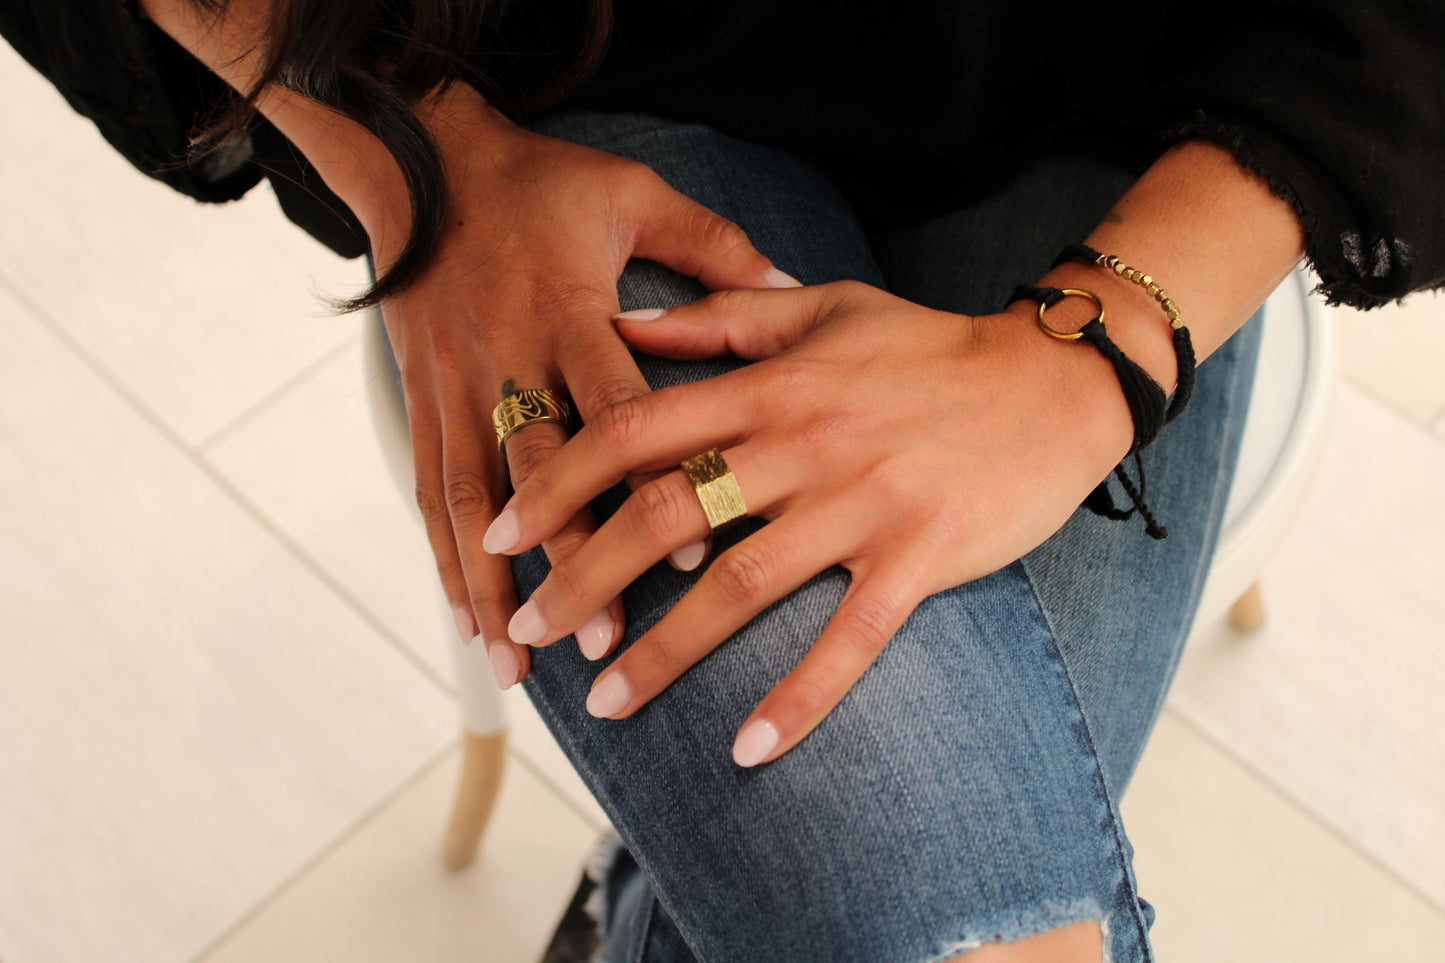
[382, 110, 1261, 962]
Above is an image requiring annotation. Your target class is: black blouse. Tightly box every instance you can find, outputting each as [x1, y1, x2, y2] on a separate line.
[3, 0, 1443, 309]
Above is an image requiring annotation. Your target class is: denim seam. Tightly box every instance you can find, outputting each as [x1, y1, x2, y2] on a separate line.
[1015, 566, 1155, 963]
[1137, 310, 1264, 742]
[520, 675, 714, 958]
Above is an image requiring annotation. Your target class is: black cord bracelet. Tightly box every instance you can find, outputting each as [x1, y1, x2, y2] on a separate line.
[1053, 242, 1197, 425]
[1008, 283, 1171, 540]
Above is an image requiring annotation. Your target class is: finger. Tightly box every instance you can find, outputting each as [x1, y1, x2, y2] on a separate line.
[484, 375, 759, 558]
[436, 402, 533, 688]
[731, 563, 924, 767]
[500, 406, 626, 661]
[629, 184, 801, 291]
[557, 329, 707, 572]
[509, 442, 793, 648]
[580, 501, 860, 723]
[410, 403, 478, 644]
[614, 282, 852, 361]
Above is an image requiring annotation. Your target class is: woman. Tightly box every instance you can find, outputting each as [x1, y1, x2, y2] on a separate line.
[3, 1, 1440, 959]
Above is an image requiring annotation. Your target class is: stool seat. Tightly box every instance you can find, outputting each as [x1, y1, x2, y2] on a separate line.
[1196, 267, 1334, 627]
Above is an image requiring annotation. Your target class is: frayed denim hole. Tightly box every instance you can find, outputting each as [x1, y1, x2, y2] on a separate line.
[923, 900, 1107, 963]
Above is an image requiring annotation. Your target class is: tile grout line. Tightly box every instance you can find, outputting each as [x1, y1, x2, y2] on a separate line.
[185, 738, 460, 963]
[505, 742, 612, 835]
[195, 330, 363, 454]
[1160, 705, 1445, 918]
[1, 268, 607, 833]
[0, 269, 454, 698]
[1337, 371, 1445, 445]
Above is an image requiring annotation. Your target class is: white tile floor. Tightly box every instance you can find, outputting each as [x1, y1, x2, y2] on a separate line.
[3, 38, 1444, 963]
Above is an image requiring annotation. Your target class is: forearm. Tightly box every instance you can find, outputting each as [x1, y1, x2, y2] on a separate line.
[1011, 140, 1305, 393]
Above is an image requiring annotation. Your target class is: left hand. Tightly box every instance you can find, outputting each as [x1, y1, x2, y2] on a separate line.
[484, 280, 1138, 766]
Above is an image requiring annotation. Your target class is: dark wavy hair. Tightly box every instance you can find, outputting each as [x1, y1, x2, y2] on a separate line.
[189, 0, 613, 310]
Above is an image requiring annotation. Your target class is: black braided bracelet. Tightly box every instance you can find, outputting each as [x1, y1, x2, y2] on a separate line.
[1053, 243, 1197, 425]
[1008, 283, 1171, 540]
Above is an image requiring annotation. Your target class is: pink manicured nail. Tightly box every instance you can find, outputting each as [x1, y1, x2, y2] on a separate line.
[764, 267, 802, 288]
[489, 643, 520, 689]
[668, 540, 708, 572]
[451, 604, 478, 645]
[483, 508, 520, 554]
[587, 672, 631, 718]
[508, 599, 547, 645]
[576, 611, 615, 661]
[732, 719, 780, 767]
[614, 308, 668, 321]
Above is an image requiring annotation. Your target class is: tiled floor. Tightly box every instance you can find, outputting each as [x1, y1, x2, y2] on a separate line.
[3, 39, 1444, 963]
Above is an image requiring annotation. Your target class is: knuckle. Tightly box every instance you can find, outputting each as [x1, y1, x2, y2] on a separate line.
[506, 430, 561, 481]
[710, 543, 774, 607]
[546, 528, 590, 560]
[415, 482, 450, 525]
[691, 209, 752, 256]
[614, 158, 662, 192]
[542, 555, 588, 606]
[629, 477, 687, 542]
[580, 374, 645, 420]
[443, 471, 495, 519]
[592, 395, 649, 452]
[638, 631, 689, 678]
[704, 287, 750, 317]
[529, 273, 612, 322]
[467, 579, 509, 615]
[840, 596, 897, 655]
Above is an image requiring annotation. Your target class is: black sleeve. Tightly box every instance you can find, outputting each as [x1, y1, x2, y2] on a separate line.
[1156, 0, 1445, 309]
[0, 0, 368, 258]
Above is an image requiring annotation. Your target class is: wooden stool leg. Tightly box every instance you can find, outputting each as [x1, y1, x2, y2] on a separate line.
[444, 618, 509, 869]
[1229, 580, 1267, 632]
[443, 728, 508, 869]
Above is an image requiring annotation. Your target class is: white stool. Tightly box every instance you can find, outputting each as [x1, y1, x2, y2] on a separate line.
[1196, 266, 1334, 629]
[361, 266, 1332, 866]
[362, 318, 509, 870]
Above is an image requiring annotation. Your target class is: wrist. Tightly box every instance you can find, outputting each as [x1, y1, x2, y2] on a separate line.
[1024, 262, 1182, 395]
[259, 82, 517, 246]
[984, 304, 1137, 472]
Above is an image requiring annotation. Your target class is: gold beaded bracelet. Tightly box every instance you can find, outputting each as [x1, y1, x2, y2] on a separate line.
[1053, 243, 1196, 423]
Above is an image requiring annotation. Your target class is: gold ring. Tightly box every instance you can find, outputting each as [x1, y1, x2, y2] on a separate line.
[1037, 288, 1104, 341]
[492, 388, 572, 451]
[680, 448, 748, 531]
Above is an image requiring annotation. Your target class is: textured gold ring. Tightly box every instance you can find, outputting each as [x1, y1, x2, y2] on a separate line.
[680, 448, 748, 531]
[492, 388, 573, 451]
[1037, 288, 1104, 341]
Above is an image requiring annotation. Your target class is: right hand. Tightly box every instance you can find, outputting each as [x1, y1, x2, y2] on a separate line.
[335, 85, 797, 688]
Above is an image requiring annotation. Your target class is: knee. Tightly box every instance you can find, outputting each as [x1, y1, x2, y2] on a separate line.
[941, 919, 1103, 963]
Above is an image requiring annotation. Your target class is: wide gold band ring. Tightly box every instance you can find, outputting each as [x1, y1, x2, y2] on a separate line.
[492, 388, 573, 452]
[680, 448, 749, 532]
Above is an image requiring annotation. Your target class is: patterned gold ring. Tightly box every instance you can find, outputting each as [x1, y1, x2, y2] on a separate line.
[680, 448, 748, 532]
[492, 388, 573, 452]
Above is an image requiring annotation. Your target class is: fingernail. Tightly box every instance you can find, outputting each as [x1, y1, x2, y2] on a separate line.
[508, 599, 547, 645]
[668, 540, 708, 572]
[451, 603, 478, 645]
[483, 507, 520, 554]
[732, 718, 780, 768]
[614, 307, 667, 321]
[764, 267, 802, 288]
[586, 672, 631, 718]
[488, 643, 520, 689]
[576, 610, 615, 661]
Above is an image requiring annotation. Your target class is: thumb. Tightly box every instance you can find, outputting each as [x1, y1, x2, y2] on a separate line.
[631, 190, 800, 292]
[614, 285, 834, 361]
